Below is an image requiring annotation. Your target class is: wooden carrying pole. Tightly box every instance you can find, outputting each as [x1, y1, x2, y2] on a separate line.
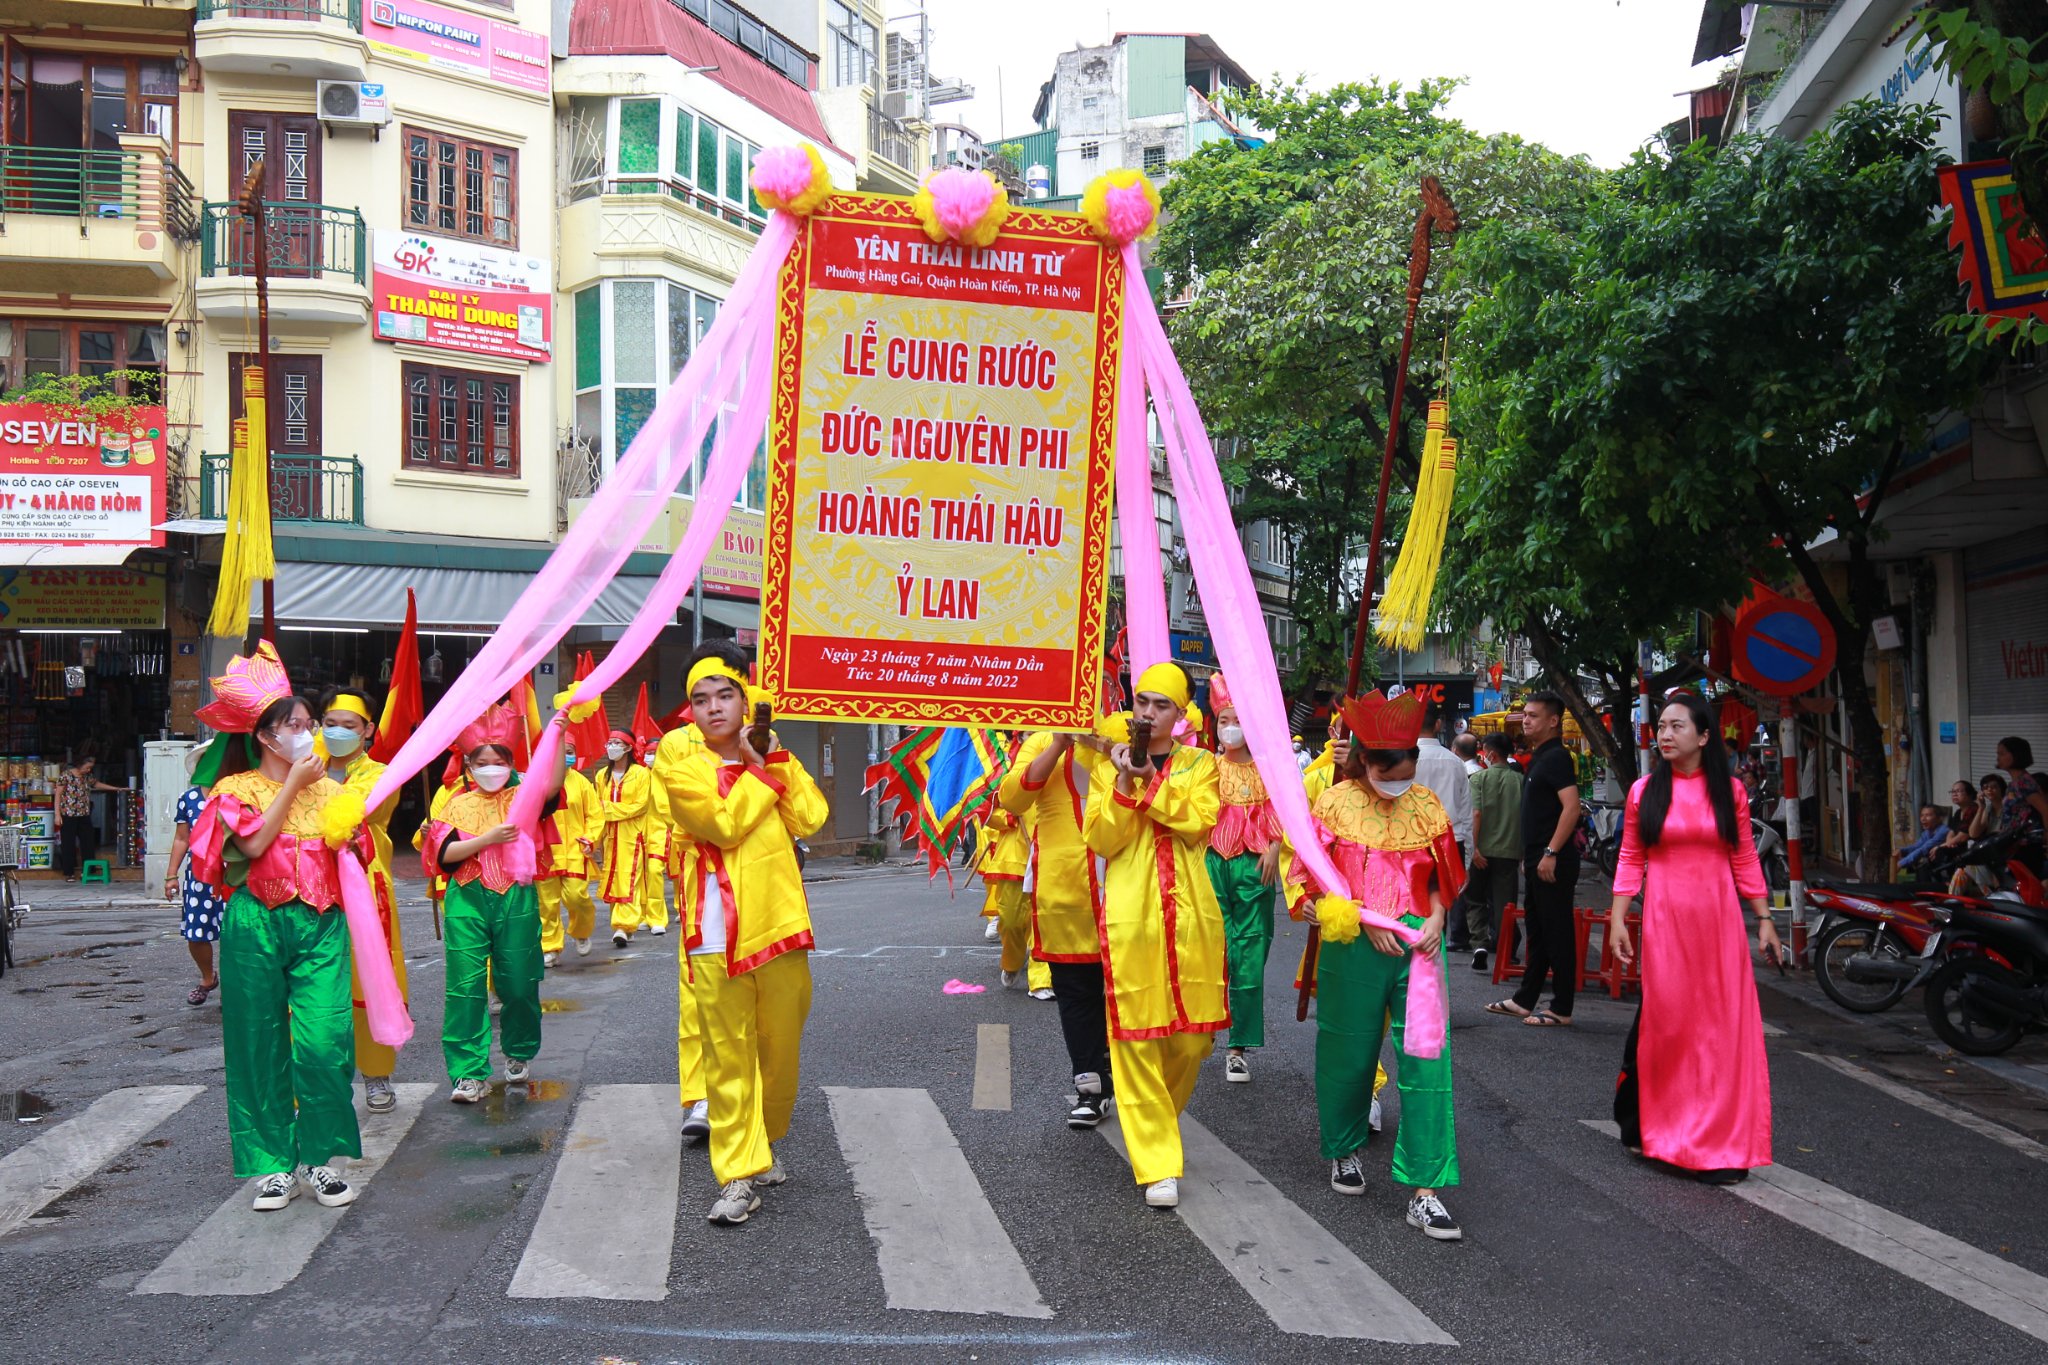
[1299, 175, 1460, 1022]
[237, 159, 278, 643]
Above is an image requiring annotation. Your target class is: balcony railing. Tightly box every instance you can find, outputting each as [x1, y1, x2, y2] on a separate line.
[0, 145, 197, 238]
[195, 0, 361, 25]
[199, 201, 366, 284]
[868, 106, 917, 173]
[200, 452, 364, 525]
[586, 175, 766, 234]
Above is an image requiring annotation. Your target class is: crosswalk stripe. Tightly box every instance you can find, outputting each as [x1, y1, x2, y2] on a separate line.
[1580, 1120, 2048, 1344]
[1100, 1114, 1455, 1343]
[0, 1085, 204, 1239]
[508, 1083, 681, 1302]
[972, 1024, 1011, 1111]
[135, 1083, 432, 1297]
[1798, 1052, 2048, 1165]
[825, 1086, 1052, 1319]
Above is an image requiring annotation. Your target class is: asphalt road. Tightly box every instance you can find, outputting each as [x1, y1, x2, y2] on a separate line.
[3, 866, 2048, 1364]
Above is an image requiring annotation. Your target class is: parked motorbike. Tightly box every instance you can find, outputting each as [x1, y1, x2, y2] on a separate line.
[1921, 831, 2048, 1055]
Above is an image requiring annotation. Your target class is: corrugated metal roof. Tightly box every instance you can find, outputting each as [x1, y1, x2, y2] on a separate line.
[997, 127, 1060, 190]
[1124, 34, 1187, 120]
[569, 0, 843, 154]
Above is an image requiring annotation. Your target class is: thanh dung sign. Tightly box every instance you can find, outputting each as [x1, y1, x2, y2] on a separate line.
[373, 230, 551, 362]
[759, 195, 1120, 730]
[0, 404, 168, 553]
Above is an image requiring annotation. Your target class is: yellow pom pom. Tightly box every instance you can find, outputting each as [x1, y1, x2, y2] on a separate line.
[551, 689, 603, 725]
[1093, 711, 1132, 747]
[1315, 894, 1363, 945]
[322, 789, 367, 851]
[751, 144, 833, 217]
[1079, 168, 1161, 245]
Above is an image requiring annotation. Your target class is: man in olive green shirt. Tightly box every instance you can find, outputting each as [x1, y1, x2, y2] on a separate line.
[1462, 733, 1523, 971]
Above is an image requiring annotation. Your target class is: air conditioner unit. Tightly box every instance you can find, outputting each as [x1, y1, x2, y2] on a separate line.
[316, 81, 391, 130]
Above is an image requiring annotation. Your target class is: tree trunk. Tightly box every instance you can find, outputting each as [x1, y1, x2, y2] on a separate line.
[1601, 657, 1641, 787]
[1523, 617, 1625, 775]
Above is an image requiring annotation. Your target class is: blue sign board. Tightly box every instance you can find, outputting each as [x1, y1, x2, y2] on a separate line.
[1170, 632, 1214, 667]
[1940, 721, 1956, 744]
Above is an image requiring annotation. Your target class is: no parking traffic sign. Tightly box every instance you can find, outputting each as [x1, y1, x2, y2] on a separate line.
[1731, 596, 1836, 697]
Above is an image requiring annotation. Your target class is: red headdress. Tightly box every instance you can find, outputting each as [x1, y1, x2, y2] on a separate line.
[196, 640, 294, 734]
[1340, 688, 1425, 750]
[457, 702, 522, 756]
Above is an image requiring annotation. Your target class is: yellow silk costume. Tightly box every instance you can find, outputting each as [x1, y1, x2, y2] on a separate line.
[657, 740, 829, 1183]
[1084, 743, 1227, 1186]
[638, 767, 674, 933]
[539, 765, 601, 955]
[997, 733, 1104, 963]
[595, 762, 652, 923]
[977, 807, 1031, 975]
[336, 752, 407, 1079]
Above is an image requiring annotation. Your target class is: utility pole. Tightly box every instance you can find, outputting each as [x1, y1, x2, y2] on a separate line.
[236, 159, 278, 643]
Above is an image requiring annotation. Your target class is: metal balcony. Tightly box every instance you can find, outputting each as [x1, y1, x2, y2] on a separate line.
[195, 201, 369, 324]
[200, 452, 364, 525]
[195, 0, 368, 81]
[0, 144, 196, 238]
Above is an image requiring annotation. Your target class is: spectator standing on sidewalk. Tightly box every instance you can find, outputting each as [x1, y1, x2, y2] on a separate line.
[1415, 701, 1473, 951]
[57, 753, 123, 881]
[1463, 733, 1523, 973]
[1488, 691, 1581, 1027]
[1454, 733, 1483, 776]
[163, 746, 221, 1006]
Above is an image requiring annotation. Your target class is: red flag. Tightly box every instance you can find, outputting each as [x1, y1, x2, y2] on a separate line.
[630, 682, 663, 757]
[370, 589, 422, 762]
[566, 651, 611, 763]
[509, 675, 544, 768]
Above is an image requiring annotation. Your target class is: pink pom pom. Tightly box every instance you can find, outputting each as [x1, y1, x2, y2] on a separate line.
[926, 167, 998, 238]
[753, 145, 818, 202]
[1101, 182, 1157, 244]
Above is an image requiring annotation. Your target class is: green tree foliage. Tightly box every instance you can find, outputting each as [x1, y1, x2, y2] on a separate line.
[1162, 78, 1598, 685]
[1445, 100, 1993, 864]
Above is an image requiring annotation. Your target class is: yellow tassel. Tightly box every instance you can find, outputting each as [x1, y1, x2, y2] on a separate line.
[1375, 399, 1459, 651]
[207, 367, 277, 638]
[321, 789, 367, 851]
[1315, 893, 1364, 945]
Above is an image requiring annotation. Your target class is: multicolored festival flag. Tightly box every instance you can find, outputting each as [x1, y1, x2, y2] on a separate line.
[864, 726, 1015, 880]
[1938, 158, 2048, 324]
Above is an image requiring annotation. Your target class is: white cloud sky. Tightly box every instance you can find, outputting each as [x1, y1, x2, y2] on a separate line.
[914, 0, 1730, 167]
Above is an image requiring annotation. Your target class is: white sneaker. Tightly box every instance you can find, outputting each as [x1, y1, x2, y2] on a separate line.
[542, 951, 559, 967]
[363, 1077, 396, 1113]
[756, 1154, 789, 1187]
[612, 931, 630, 948]
[449, 1078, 490, 1104]
[1001, 968, 1024, 989]
[301, 1164, 357, 1208]
[1029, 987, 1056, 1001]
[680, 1098, 710, 1140]
[251, 1171, 298, 1211]
[574, 937, 592, 957]
[489, 997, 503, 1016]
[984, 918, 1001, 941]
[1145, 1177, 1179, 1208]
[504, 1058, 531, 1084]
[1370, 1096, 1384, 1133]
[650, 924, 667, 936]
[708, 1179, 760, 1225]
[1225, 1051, 1251, 1083]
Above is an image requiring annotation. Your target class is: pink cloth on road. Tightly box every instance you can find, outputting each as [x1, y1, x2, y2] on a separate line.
[1611, 769, 1772, 1170]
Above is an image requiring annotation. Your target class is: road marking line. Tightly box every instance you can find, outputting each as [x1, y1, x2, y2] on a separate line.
[972, 1024, 1011, 1111]
[1580, 1120, 2048, 1343]
[1797, 1052, 2048, 1165]
[136, 1083, 431, 1296]
[824, 1086, 1051, 1319]
[1101, 1115, 1454, 1343]
[509, 1083, 681, 1301]
[0, 1085, 204, 1239]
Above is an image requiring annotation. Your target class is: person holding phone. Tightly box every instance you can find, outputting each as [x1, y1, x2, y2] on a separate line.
[1606, 692, 1779, 1184]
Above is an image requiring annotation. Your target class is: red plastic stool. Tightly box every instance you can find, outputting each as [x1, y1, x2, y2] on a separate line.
[1573, 906, 1601, 992]
[1490, 902, 1526, 985]
[1599, 908, 1644, 999]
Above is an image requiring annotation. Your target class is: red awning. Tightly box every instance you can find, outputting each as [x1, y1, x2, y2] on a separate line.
[568, 0, 845, 155]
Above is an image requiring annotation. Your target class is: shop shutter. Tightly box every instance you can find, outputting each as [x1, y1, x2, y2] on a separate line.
[1963, 525, 2048, 776]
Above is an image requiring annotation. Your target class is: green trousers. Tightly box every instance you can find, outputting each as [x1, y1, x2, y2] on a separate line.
[443, 878, 543, 1082]
[1315, 917, 1457, 1188]
[219, 891, 362, 1178]
[1205, 849, 1274, 1049]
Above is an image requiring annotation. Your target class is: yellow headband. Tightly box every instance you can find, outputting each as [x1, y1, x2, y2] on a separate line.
[1133, 662, 1191, 711]
[687, 657, 751, 697]
[325, 694, 375, 724]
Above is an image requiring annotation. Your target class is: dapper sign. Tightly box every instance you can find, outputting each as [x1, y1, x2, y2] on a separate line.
[372, 229, 551, 362]
[759, 195, 1120, 728]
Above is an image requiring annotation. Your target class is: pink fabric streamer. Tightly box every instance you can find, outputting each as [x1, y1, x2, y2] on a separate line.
[942, 978, 987, 995]
[338, 851, 413, 1048]
[1115, 281, 1170, 674]
[1118, 246, 1443, 1057]
[361, 213, 798, 821]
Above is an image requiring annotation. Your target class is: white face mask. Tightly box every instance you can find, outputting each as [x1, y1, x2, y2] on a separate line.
[471, 764, 512, 793]
[1218, 724, 1245, 750]
[272, 729, 314, 763]
[1369, 774, 1414, 800]
[606, 742, 628, 761]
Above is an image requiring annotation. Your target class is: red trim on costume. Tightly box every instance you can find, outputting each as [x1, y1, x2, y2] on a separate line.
[729, 927, 814, 976]
[1155, 828, 1192, 1027]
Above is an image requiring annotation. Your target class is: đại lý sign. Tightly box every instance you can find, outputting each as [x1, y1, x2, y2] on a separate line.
[0, 404, 168, 555]
[372, 230, 551, 362]
[758, 194, 1120, 729]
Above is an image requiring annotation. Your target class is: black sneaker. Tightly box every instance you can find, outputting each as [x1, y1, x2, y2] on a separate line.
[611, 931, 630, 948]
[1330, 1152, 1366, 1195]
[1406, 1192, 1462, 1241]
[1067, 1093, 1107, 1129]
[1471, 948, 1489, 972]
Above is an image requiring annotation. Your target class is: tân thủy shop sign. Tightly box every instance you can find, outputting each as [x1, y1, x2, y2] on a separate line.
[758, 195, 1119, 729]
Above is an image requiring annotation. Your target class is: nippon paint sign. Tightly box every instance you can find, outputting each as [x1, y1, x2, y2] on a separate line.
[363, 0, 549, 94]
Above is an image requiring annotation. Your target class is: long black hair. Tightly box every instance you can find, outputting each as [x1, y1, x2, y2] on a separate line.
[1638, 692, 1739, 848]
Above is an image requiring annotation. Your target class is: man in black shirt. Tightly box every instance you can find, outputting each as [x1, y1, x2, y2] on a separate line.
[1487, 691, 1582, 1026]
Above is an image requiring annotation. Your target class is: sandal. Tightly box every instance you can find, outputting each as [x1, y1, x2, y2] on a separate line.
[1485, 999, 1532, 1018]
[1523, 1010, 1574, 1027]
[188, 978, 218, 1006]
